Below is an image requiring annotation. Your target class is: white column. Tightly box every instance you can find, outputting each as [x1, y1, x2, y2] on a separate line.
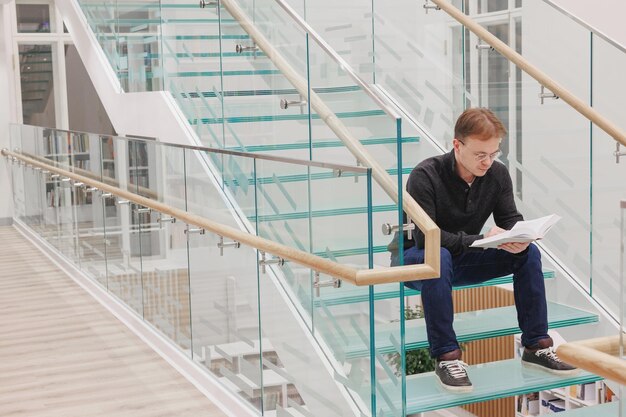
[0, 1, 17, 223]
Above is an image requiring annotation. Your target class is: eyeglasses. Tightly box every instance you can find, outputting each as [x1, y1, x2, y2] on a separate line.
[457, 139, 502, 162]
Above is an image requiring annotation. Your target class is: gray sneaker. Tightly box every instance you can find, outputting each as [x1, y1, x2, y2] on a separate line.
[435, 360, 473, 393]
[521, 347, 579, 375]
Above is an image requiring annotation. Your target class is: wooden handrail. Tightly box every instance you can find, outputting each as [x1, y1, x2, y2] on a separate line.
[3, 148, 438, 285]
[431, 0, 626, 148]
[557, 335, 626, 385]
[220, 0, 440, 279]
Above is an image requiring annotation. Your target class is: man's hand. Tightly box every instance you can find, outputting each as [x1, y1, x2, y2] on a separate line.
[484, 226, 506, 238]
[498, 241, 530, 254]
[484, 226, 529, 253]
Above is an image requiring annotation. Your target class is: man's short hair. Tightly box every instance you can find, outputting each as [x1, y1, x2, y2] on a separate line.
[454, 108, 507, 141]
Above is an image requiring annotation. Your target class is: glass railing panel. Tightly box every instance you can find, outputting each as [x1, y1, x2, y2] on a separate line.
[301, 22, 416, 414]
[100, 136, 143, 315]
[590, 34, 626, 317]
[8, 125, 386, 416]
[452, 0, 626, 318]
[307, 171, 379, 416]
[18, 125, 46, 237]
[371, 0, 465, 151]
[252, 158, 375, 416]
[301, 1, 374, 84]
[48, 129, 81, 263]
[238, 0, 307, 77]
[512, 5, 591, 292]
[39, 128, 67, 253]
[78, 0, 163, 92]
[131, 139, 192, 351]
[160, 0, 226, 151]
[9, 125, 26, 223]
[511, 85, 591, 293]
[252, 154, 381, 413]
[218, 2, 310, 158]
[371, 1, 598, 294]
[184, 147, 264, 414]
[218, 151, 256, 231]
[303, 21, 407, 260]
[67, 131, 108, 285]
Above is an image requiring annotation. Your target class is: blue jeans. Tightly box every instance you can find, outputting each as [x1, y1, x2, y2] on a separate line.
[395, 245, 549, 358]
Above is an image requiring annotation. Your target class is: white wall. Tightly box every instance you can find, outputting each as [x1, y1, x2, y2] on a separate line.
[0, 3, 15, 224]
[65, 45, 115, 134]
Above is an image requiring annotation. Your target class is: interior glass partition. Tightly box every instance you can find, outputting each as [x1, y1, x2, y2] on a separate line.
[7, 124, 395, 417]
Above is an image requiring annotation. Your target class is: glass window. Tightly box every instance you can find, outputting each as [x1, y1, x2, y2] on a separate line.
[19, 44, 56, 127]
[16, 4, 51, 33]
[487, 0, 508, 13]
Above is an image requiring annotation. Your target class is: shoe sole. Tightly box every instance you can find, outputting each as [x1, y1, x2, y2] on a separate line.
[521, 360, 581, 376]
[436, 375, 473, 393]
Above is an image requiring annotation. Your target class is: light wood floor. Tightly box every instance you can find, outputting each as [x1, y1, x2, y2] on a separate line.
[0, 226, 228, 417]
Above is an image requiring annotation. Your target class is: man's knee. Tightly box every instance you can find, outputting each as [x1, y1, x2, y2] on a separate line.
[404, 247, 453, 291]
[520, 243, 542, 267]
[440, 247, 453, 268]
[403, 247, 453, 268]
[421, 248, 453, 288]
[527, 243, 540, 261]
[512, 243, 542, 275]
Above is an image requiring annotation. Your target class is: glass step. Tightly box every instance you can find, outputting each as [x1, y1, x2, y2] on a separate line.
[391, 359, 603, 414]
[342, 301, 597, 359]
[315, 270, 555, 306]
[187, 91, 385, 124]
[81, 2, 211, 10]
[84, 33, 250, 41]
[186, 85, 362, 100]
[556, 401, 618, 416]
[87, 17, 234, 25]
[227, 135, 419, 153]
[163, 34, 250, 40]
[191, 108, 386, 125]
[169, 69, 282, 78]
[252, 204, 395, 223]
[157, 51, 266, 59]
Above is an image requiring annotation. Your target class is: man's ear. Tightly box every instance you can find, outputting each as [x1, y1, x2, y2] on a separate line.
[452, 138, 461, 151]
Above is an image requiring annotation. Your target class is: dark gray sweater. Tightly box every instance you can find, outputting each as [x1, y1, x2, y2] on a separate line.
[407, 151, 523, 256]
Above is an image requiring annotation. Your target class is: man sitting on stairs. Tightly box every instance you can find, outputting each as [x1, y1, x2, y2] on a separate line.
[393, 107, 578, 393]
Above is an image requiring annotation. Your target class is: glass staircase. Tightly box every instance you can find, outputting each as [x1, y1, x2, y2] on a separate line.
[13, 0, 621, 415]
